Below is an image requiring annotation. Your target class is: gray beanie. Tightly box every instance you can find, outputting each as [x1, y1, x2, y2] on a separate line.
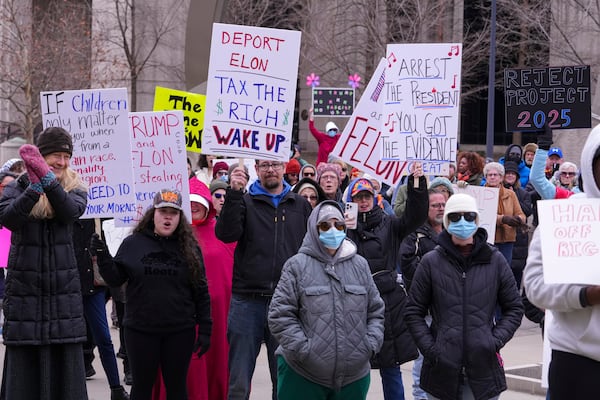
[317, 204, 344, 224]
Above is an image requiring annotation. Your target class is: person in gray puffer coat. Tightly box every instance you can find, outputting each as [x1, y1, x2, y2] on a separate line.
[268, 201, 384, 400]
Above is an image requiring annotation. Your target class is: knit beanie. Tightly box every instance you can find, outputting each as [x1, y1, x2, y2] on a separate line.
[428, 177, 454, 195]
[36, 127, 73, 156]
[316, 163, 342, 183]
[317, 203, 344, 223]
[209, 180, 228, 194]
[443, 193, 479, 229]
[503, 161, 520, 177]
[285, 158, 301, 175]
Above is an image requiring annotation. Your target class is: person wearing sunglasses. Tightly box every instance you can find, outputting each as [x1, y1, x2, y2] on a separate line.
[268, 201, 384, 400]
[215, 159, 312, 400]
[551, 162, 581, 194]
[405, 193, 524, 400]
[300, 164, 317, 180]
[344, 171, 428, 400]
[209, 180, 228, 217]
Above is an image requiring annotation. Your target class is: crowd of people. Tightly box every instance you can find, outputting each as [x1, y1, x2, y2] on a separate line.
[0, 118, 597, 400]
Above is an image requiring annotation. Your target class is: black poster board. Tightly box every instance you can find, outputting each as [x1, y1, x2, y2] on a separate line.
[312, 88, 355, 116]
[504, 65, 591, 132]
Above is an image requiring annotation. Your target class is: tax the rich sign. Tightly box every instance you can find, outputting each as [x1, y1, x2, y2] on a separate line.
[202, 23, 301, 161]
[40, 88, 136, 222]
[380, 43, 462, 176]
[504, 65, 591, 132]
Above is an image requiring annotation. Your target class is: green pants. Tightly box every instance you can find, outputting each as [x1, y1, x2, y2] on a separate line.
[277, 355, 370, 400]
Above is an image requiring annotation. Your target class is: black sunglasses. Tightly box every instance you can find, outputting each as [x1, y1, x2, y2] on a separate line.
[447, 212, 477, 223]
[318, 221, 346, 231]
[214, 193, 226, 199]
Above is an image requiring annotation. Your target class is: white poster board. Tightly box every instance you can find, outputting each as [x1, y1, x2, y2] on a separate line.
[382, 43, 462, 176]
[453, 185, 499, 244]
[331, 58, 410, 187]
[40, 88, 136, 221]
[119, 111, 191, 227]
[537, 198, 600, 284]
[202, 23, 301, 161]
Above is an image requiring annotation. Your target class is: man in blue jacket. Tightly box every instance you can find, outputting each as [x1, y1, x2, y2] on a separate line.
[216, 159, 312, 400]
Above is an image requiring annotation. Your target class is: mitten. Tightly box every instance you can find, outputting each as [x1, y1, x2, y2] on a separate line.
[537, 124, 553, 151]
[456, 180, 468, 188]
[89, 233, 109, 257]
[19, 144, 56, 187]
[192, 333, 211, 358]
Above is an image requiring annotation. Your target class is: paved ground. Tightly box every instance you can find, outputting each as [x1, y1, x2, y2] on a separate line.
[0, 307, 548, 399]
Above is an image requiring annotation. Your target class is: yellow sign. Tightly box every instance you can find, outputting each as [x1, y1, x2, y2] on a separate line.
[153, 86, 205, 153]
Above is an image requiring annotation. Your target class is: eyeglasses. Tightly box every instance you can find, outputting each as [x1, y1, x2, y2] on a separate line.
[430, 203, 446, 209]
[447, 212, 477, 223]
[214, 193, 226, 199]
[353, 192, 372, 201]
[486, 173, 501, 177]
[257, 162, 284, 171]
[560, 172, 576, 177]
[216, 170, 228, 176]
[318, 221, 345, 231]
[302, 195, 318, 201]
[320, 175, 337, 182]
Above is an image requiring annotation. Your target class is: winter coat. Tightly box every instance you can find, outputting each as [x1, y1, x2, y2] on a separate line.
[97, 228, 212, 336]
[268, 201, 385, 390]
[399, 221, 441, 291]
[215, 180, 312, 295]
[0, 174, 87, 345]
[506, 185, 532, 286]
[309, 120, 340, 166]
[346, 175, 428, 367]
[491, 185, 525, 244]
[405, 228, 523, 400]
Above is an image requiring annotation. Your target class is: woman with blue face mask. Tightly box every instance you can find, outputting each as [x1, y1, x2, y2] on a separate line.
[268, 201, 384, 400]
[405, 193, 524, 400]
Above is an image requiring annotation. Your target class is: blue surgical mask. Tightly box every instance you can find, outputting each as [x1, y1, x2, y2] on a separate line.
[447, 218, 477, 239]
[327, 129, 337, 137]
[219, 174, 228, 182]
[319, 229, 346, 250]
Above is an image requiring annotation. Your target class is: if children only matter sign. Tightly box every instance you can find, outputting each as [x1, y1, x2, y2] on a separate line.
[202, 23, 301, 161]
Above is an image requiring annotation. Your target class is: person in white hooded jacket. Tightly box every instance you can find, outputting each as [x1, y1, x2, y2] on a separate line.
[523, 124, 600, 399]
[268, 200, 384, 400]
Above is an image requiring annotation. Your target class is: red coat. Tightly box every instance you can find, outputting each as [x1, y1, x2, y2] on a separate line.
[309, 120, 340, 166]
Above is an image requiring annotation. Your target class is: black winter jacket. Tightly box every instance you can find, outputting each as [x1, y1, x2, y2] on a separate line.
[405, 229, 524, 400]
[0, 174, 87, 345]
[73, 219, 104, 296]
[346, 174, 429, 368]
[97, 228, 212, 335]
[215, 185, 312, 295]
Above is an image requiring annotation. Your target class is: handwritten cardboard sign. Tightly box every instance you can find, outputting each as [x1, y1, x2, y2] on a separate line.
[537, 198, 600, 284]
[380, 43, 462, 176]
[40, 88, 136, 220]
[153, 86, 206, 153]
[202, 23, 301, 161]
[452, 185, 499, 244]
[504, 65, 591, 132]
[312, 88, 355, 116]
[331, 58, 409, 187]
[118, 111, 191, 227]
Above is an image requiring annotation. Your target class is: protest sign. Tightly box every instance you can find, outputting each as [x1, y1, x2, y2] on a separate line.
[453, 185, 498, 244]
[202, 23, 301, 161]
[504, 65, 591, 132]
[537, 198, 600, 284]
[312, 88, 355, 116]
[120, 110, 191, 227]
[40, 88, 136, 221]
[153, 86, 206, 153]
[380, 43, 462, 176]
[331, 58, 409, 187]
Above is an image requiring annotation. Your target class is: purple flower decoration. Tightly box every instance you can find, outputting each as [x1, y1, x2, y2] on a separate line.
[348, 73, 361, 89]
[306, 73, 320, 87]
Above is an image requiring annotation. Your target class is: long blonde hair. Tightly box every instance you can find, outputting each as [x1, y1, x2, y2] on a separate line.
[30, 168, 86, 219]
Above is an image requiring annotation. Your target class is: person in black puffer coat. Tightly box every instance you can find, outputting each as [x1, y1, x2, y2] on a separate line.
[502, 161, 533, 289]
[405, 194, 523, 400]
[0, 129, 88, 400]
[345, 167, 428, 400]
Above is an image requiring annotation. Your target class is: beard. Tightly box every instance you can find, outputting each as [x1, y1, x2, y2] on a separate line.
[262, 176, 281, 190]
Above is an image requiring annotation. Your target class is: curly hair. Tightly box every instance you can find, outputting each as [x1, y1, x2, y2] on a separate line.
[134, 207, 206, 287]
[457, 151, 485, 175]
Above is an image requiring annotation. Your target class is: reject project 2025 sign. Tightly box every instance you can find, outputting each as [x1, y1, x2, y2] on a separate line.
[504, 65, 591, 132]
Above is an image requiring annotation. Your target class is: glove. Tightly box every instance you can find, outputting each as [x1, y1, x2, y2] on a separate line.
[537, 124, 553, 151]
[456, 180, 468, 188]
[193, 333, 211, 358]
[19, 144, 56, 188]
[89, 233, 108, 257]
[502, 216, 521, 227]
